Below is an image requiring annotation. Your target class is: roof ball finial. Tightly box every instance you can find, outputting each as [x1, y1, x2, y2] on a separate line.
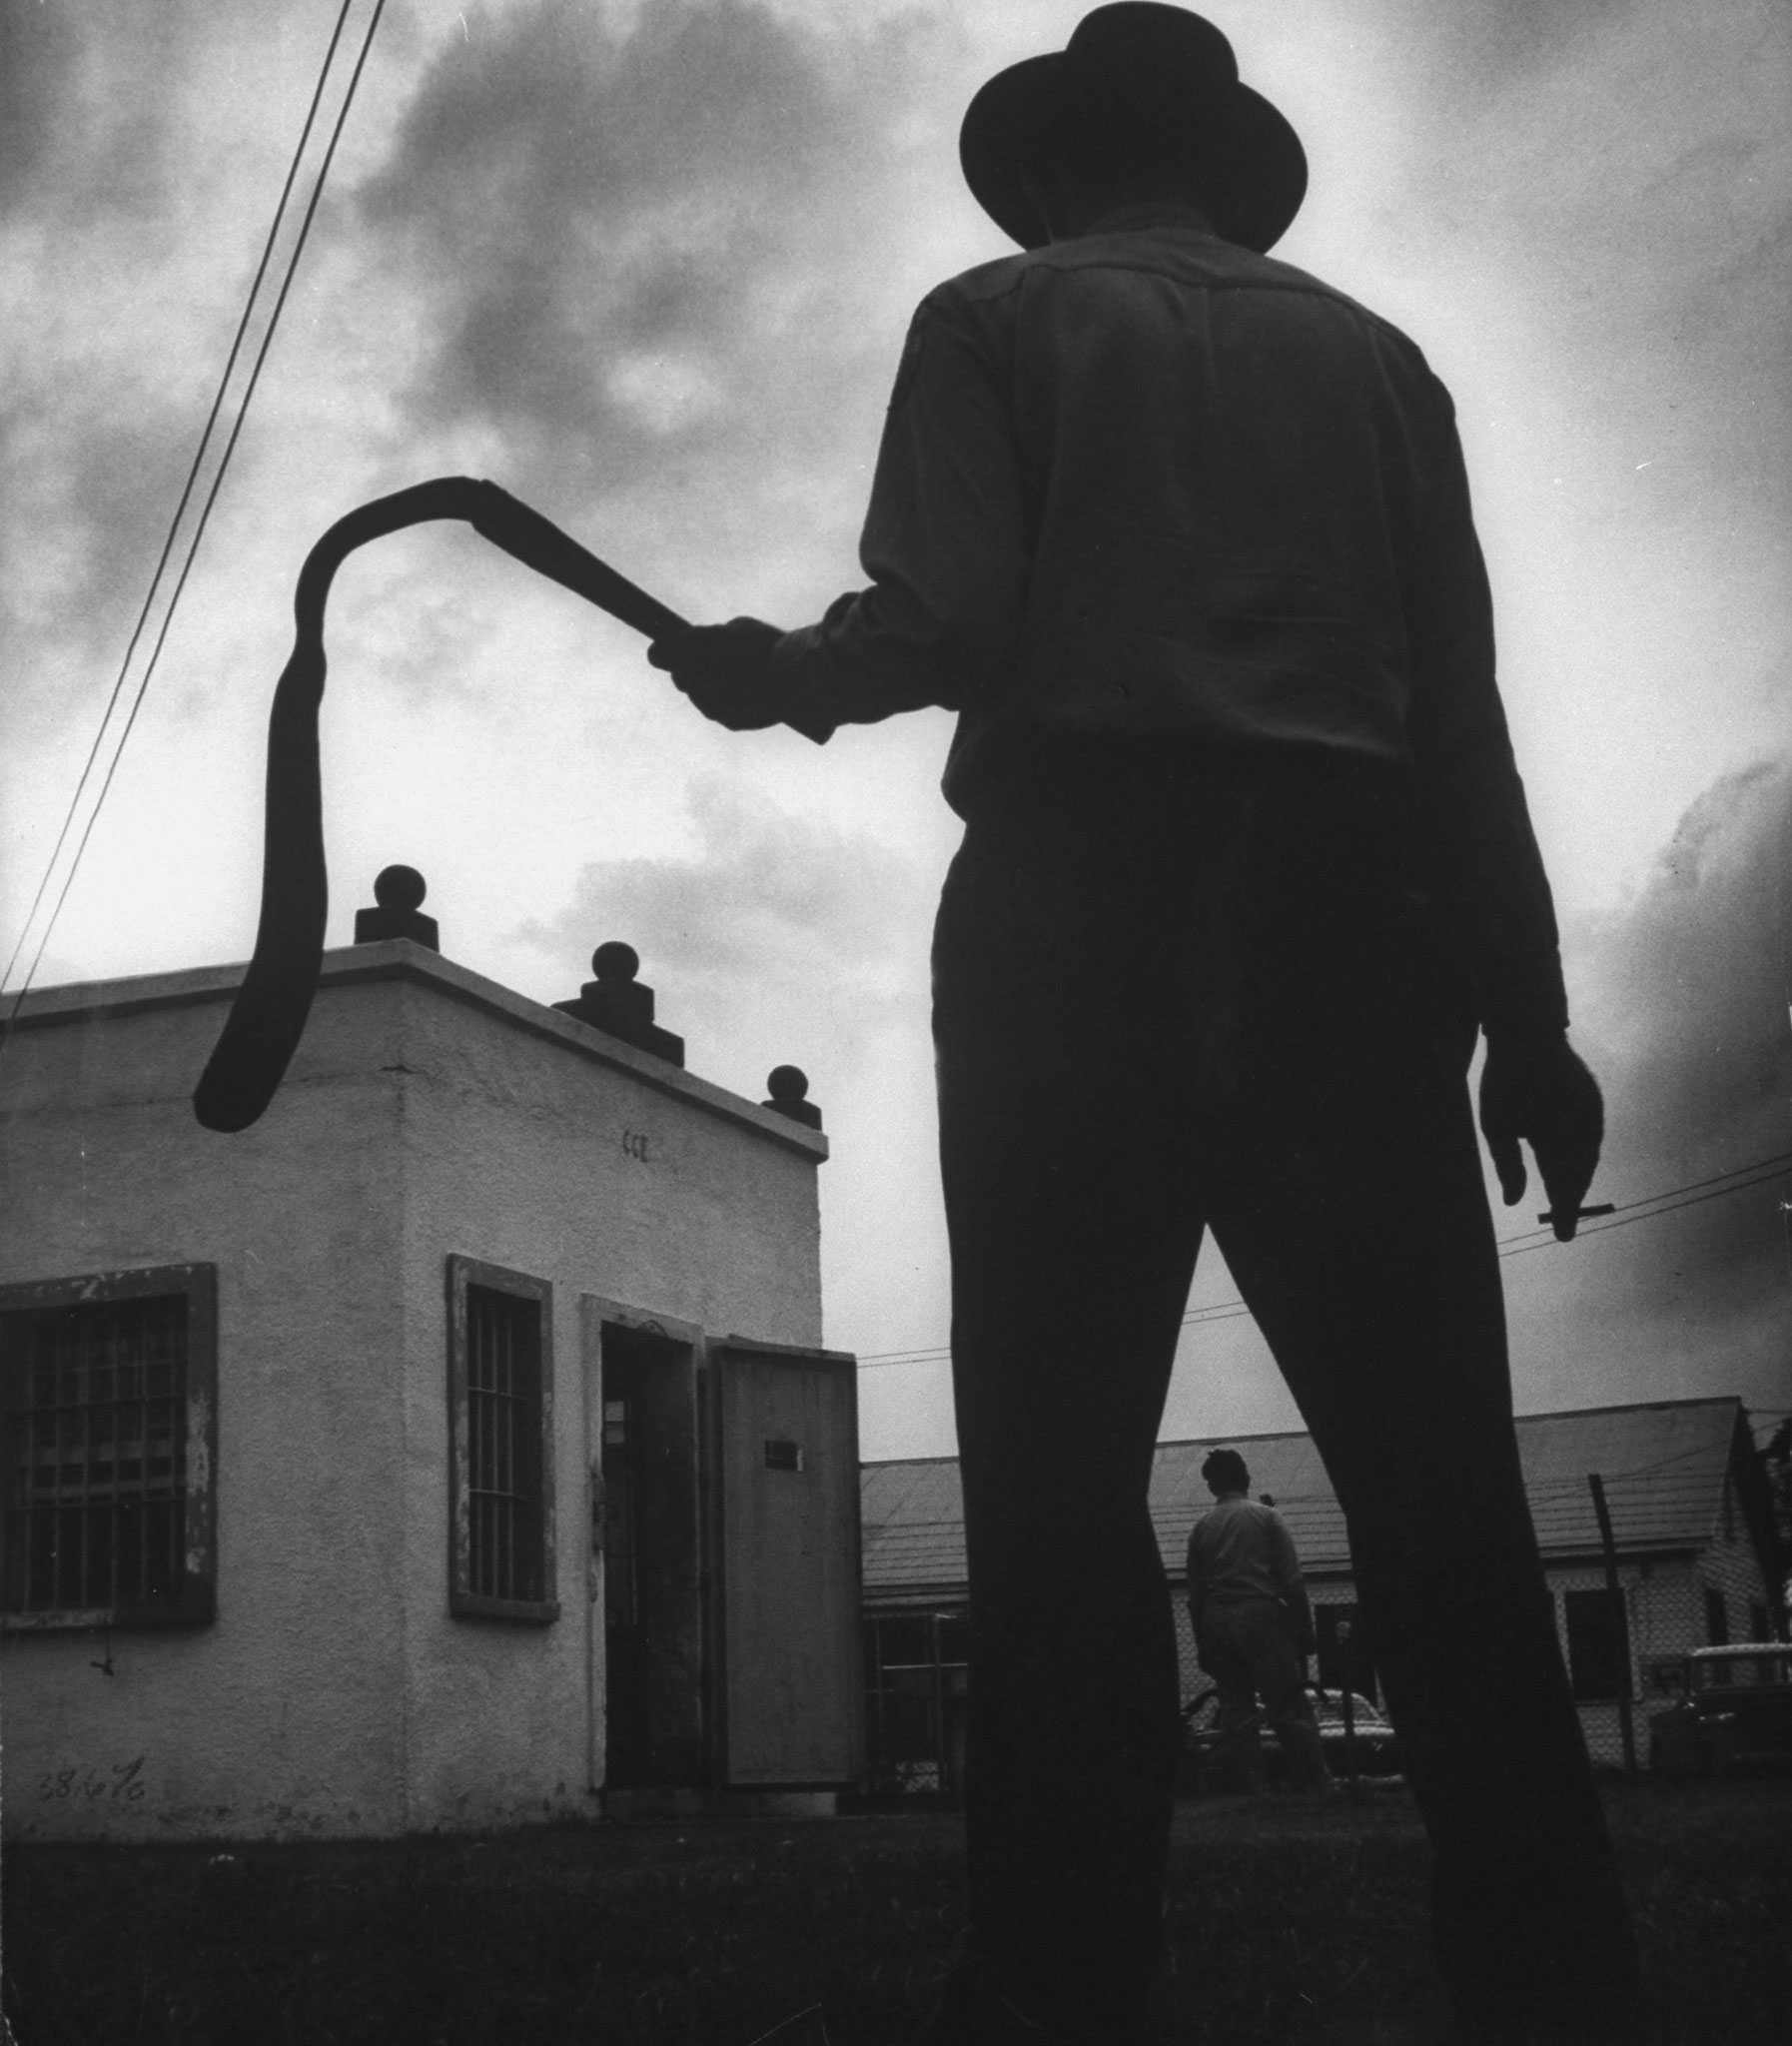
[552, 940, 684, 1066]
[355, 865, 439, 950]
[763, 1064, 822, 1130]
[373, 864, 428, 913]
[591, 940, 640, 982]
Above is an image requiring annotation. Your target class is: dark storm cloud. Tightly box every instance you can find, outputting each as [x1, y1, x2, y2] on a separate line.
[1577, 757, 1792, 1177]
[0, 2, 255, 681]
[0, 0, 193, 221]
[1495, 757, 1789, 1415]
[0, 0, 82, 203]
[1562, 758, 1792, 1342]
[356, 0, 952, 518]
[0, 366, 204, 685]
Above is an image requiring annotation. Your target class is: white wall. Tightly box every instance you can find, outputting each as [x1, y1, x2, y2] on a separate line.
[1, 945, 829, 1839]
[1, 978, 412, 1838]
[383, 961, 826, 1828]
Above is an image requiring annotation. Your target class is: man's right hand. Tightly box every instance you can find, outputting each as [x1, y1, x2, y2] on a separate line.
[648, 617, 788, 728]
[1477, 1034, 1604, 1241]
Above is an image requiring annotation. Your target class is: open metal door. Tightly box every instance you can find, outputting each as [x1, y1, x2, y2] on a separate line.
[711, 1340, 862, 1787]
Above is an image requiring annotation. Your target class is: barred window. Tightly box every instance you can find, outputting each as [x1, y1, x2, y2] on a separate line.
[447, 1257, 556, 1623]
[1, 1267, 217, 1629]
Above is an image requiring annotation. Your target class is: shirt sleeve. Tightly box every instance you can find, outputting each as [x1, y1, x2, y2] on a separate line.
[1402, 379, 1570, 1042]
[770, 293, 1032, 736]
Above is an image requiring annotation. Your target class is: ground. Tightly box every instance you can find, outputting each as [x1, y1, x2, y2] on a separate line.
[4, 1779, 1786, 2043]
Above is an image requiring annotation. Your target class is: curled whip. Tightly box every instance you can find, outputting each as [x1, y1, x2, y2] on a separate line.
[192, 476, 691, 1132]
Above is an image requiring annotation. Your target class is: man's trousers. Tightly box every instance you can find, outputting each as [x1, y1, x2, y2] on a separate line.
[931, 743, 1641, 2042]
[1198, 1595, 1330, 1791]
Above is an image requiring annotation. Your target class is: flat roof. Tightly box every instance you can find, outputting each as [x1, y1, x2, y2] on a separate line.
[4, 939, 829, 1161]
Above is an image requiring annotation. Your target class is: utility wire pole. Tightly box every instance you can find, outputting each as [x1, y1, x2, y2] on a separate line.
[1587, 1473, 1637, 1776]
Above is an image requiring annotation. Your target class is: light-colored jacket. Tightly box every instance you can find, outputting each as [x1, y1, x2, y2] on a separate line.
[1187, 1494, 1315, 1647]
[774, 203, 1567, 1037]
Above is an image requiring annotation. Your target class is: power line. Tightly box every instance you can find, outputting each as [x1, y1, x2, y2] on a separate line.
[855, 1148, 1792, 1370]
[1497, 1163, 1792, 1258]
[0, 0, 359, 1017]
[1, 0, 389, 1034]
[867, 1430, 1759, 1515]
[17, 0, 392, 1014]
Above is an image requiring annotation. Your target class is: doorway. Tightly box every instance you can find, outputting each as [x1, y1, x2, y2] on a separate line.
[589, 1314, 704, 1794]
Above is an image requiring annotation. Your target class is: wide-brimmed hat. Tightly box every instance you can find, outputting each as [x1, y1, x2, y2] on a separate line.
[959, 4, 1307, 254]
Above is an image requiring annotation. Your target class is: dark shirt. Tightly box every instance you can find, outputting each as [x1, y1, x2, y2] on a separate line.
[774, 204, 1569, 1037]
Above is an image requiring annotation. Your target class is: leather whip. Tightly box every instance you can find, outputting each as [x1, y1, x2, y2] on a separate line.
[192, 475, 744, 1132]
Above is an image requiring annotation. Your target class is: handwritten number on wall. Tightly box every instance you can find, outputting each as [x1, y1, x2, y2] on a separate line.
[39, 1755, 147, 1802]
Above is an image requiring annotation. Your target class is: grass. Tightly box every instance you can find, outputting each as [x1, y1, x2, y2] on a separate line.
[4, 1778, 1787, 2044]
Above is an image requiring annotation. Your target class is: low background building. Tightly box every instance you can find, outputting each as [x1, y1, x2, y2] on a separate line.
[859, 1396, 1786, 1793]
[2, 890, 862, 1840]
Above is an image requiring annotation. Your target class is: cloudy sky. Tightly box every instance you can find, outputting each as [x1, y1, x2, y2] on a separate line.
[3, 0, 1788, 1462]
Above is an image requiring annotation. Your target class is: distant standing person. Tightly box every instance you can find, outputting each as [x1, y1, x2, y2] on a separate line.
[1188, 1448, 1329, 1791]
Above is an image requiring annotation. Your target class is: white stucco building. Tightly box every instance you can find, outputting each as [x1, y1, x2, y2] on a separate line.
[1, 898, 861, 1839]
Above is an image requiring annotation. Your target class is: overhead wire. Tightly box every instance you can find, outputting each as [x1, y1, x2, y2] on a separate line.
[1496, 1160, 1792, 1257]
[855, 1146, 1792, 1370]
[867, 1422, 1761, 1521]
[0, 0, 388, 1036]
[0, 0, 359, 1018]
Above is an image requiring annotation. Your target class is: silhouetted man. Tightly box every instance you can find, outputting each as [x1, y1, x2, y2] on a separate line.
[650, 7, 1642, 2041]
[1188, 1447, 1329, 1793]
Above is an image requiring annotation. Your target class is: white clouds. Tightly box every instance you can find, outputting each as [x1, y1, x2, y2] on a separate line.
[513, 770, 925, 1013]
[603, 350, 727, 434]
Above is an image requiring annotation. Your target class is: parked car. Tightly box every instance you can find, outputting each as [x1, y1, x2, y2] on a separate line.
[1181, 1682, 1401, 1788]
[1646, 1642, 1792, 1777]
[1310, 1687, 1402, 1777]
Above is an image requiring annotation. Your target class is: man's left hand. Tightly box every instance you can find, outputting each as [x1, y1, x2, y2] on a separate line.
[648, 617, 788, 730]
[1478, 1033, 1604, 1241]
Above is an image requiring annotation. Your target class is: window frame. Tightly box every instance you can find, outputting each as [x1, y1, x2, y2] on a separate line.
[0, 1263, 218, 1633]
[446, 1255, 558, 1624]
[862, 1608, 970, 1795]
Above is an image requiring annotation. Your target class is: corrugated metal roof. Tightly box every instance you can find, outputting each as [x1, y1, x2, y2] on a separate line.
[861, 1396, 1748, 1607]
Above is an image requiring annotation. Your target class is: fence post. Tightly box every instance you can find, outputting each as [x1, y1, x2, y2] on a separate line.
[1336, 1618, 1360, 1793]
[1588, 1473, 1638, 1776]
